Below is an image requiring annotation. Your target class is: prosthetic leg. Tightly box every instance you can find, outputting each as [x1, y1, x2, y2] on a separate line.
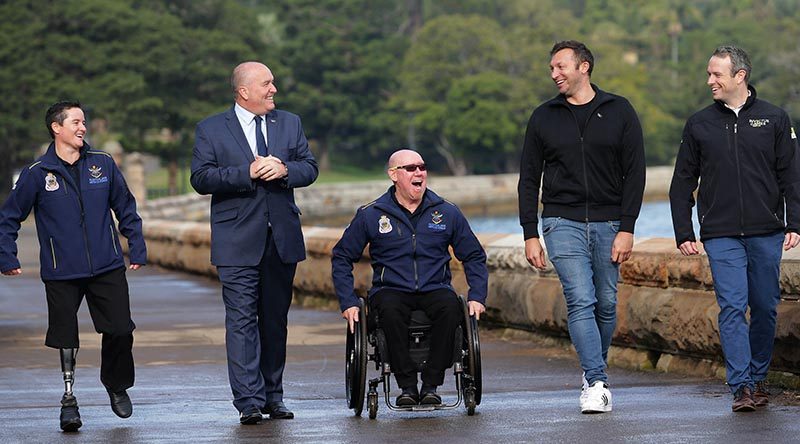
[59, 348, 81, 432]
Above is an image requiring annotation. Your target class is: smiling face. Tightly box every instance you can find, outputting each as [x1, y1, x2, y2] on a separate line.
[234, 62, 277, 115]
[707, 55, 747, 105]
[388, 150, 427, 207]
[550, 48, 590, 98]
[51, 107, 86, 151]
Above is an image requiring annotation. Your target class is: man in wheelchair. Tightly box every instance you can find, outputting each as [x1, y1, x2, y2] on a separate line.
[332, 149, 488, 407]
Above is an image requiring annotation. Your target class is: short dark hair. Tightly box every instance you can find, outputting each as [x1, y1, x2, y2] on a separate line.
[712, 45, 751, 83]
[45, 101, 82, 139]
[550, 40, 594, 76]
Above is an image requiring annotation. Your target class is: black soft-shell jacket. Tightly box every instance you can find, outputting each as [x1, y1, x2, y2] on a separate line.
[518, 85, 646, 239]
[669, 86, 800, 245]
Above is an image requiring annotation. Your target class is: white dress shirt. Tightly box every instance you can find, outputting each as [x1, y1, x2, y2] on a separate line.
[234, 103, 268, 158]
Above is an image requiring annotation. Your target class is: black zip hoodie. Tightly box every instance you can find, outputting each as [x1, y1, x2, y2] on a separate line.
[669, 86, 800, 245]
[518, 85, 646, 239]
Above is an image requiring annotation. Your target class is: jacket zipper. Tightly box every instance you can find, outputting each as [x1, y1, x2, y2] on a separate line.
[49, 237, 57, 269]
[110, 225, 118, 255]
[412, 233, 418, 291]
[731, 122, 745, 235]
[566, 106, 592, 223]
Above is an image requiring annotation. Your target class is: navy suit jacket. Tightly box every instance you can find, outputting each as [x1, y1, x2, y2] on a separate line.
[190, 107, 318, 266]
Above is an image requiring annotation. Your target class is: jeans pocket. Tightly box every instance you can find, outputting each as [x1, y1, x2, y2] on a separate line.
[542, 217, 560, 235]
[608, 221, 620, 233]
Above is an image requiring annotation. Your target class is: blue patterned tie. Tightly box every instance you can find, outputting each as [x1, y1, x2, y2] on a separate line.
[254, 115, 267, 157]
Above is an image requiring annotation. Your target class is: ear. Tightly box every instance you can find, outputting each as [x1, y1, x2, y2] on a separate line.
[238, 86, 249, 101]
[50, 121, 61, 136]
[734, 69, 747, 84]
[580, 61, 590, 74]
[388, 168, 397, 182]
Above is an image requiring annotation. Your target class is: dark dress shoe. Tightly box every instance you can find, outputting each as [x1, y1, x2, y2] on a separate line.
[107, 389, 133, 418]
[420, 385, 442, 405]
[262, 401, 294, 419]
[396, 386, 420, 407]
[240, 407, 263, 425]
[60, 394, 82, 432]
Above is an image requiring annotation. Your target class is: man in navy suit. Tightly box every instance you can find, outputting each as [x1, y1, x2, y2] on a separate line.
[191, 61, 318, 424]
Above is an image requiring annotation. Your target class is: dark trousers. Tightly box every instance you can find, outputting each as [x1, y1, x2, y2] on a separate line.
[43, 266, 135, 392]
[370, 288, 462, 389]
[217, 229, 296, 413]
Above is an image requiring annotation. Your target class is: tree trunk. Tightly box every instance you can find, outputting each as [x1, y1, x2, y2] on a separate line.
[317, 138, 331, 172]
[435, 134, 468, 176]
[168, 158, 178, 196]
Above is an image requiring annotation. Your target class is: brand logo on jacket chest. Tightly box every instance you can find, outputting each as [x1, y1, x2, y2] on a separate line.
[88, 165, 108, 184]
[749, 118, 770, 128]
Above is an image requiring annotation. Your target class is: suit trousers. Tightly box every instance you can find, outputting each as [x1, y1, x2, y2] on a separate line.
[370, 288, 462, 389]
[217, 228, 296, 413]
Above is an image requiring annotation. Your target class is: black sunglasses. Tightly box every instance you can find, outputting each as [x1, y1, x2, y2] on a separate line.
[389, 163, 426, 172]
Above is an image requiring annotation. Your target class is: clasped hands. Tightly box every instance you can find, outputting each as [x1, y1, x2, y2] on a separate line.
[250, 155, 287, 181]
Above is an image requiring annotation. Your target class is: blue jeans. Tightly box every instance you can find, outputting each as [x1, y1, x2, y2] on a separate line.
[703, 232, 783, 394]
[542, 217, 620, 385]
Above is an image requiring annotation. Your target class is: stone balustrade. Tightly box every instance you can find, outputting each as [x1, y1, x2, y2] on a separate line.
[138, 219, 800, 378]
[133, 168, 798, 382]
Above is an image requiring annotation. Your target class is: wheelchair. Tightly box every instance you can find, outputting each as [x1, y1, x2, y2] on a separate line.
[345, 293, 482, 418]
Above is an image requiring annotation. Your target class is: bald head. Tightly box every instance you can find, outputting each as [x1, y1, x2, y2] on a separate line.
[231, 61, 268, 94]
[388, 149, 423, 170]
[231, 61, 277, 115]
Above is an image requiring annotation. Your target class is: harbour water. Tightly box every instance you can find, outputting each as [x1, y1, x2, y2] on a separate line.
[468, 201, 700, 239]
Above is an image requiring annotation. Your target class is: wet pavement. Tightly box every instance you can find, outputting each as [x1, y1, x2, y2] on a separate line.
[1, 223, 799, 443]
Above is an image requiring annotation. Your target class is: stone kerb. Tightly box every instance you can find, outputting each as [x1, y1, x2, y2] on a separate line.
[134, 219, 800, 375]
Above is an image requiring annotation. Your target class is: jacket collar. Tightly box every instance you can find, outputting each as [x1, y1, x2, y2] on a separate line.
[713, 84, 758, 114]
[547, 83, 614, 108]
[40, 141, 89, 168]
[374, 186, 445, 224]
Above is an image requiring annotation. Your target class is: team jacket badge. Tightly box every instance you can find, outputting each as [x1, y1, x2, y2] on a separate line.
[428, 210, 446, 231]
[45, 172, 59, 192]
[378, 215, 393, 234]
[88, 165, 108, 184]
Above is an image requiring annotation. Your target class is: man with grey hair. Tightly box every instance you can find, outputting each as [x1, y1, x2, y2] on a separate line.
[191, 61, 318, 424]
[670, 45, 800, 412]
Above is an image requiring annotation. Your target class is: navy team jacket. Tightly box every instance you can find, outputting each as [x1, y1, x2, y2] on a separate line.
[0, 143, 146, 280]
[331, 187, 488, 312]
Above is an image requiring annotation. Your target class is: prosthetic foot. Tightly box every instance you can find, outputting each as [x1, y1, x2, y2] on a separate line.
[59, 349, 81, 432]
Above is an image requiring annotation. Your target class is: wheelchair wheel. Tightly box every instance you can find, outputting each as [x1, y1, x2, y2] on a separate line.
[368, 391, 378, 419]
[464, 386, 476, 416]
[345, 299, 368, 415]
[462, 298, 482, 406]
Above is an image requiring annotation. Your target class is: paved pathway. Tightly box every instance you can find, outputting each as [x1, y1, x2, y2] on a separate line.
[1, 223, 799, 443]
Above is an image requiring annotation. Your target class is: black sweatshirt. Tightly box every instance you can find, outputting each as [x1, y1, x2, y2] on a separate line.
[518, 85, 646, 239]
[669, 86, 800, 245]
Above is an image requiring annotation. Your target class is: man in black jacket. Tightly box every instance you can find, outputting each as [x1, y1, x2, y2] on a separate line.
[669, 45, 800, 412]
[518, 40, 645, 414]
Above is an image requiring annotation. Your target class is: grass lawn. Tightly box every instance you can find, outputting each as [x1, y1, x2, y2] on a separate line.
[145, 164, 387, 195]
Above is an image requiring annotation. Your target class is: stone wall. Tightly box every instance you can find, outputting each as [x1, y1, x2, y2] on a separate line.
[139, 219, 800, 376]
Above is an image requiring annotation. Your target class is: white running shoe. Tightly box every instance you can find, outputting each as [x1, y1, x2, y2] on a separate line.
[580, 381, 612, 413]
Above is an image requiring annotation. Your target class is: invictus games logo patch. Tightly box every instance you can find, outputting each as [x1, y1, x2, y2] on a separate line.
[88, 165, 109, 184]
[378, 215, 393, 234]
[44, 172, 59, 192]
[749, 118, 770, 128]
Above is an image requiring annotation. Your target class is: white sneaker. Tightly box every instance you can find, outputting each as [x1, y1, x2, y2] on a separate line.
[580, 381, 612, 413]
[579, 372, 589, 406]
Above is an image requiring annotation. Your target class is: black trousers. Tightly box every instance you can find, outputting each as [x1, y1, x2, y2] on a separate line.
[370, 288, 462, 389]
[43, 266, 135, 392]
